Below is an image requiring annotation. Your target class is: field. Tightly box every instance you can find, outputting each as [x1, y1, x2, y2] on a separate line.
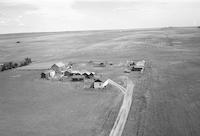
[0, 27, 200, 136]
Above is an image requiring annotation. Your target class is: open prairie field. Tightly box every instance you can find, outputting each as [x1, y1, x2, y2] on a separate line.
[0, 27, 200, 136]
[0, 69, 123, 136]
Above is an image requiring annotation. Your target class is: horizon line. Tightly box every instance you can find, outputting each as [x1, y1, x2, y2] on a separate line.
[0, 25, 198, 35]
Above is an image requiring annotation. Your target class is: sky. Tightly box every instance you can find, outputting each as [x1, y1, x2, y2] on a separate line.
[0, 0, 200, 34]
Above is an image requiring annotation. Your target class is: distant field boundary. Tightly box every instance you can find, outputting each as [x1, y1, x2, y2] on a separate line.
[109, 78, 134, 136]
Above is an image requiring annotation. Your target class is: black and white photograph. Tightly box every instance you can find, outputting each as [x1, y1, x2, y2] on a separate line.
[0, 0, 200, 136]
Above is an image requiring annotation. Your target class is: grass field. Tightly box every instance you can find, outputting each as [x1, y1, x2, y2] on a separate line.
[0, 70, 123, 136]
[0, 27, 200, 136]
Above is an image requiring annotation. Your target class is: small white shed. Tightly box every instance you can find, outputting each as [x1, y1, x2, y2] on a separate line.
[93, 79, 104, 89]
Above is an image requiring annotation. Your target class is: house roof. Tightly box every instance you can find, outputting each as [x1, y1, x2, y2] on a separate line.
[53, 62, 65, 68]
[94, 79, 102, 82]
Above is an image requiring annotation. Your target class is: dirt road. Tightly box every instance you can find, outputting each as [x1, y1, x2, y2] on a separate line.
[109, 78, 134, 136]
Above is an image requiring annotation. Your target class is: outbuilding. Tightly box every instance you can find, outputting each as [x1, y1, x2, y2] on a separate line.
[92, 79, 105, 89]
[71, 75, 84, 81]
[82, 71, 95, 79]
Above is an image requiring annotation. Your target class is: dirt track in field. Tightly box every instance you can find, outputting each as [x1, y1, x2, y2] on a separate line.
[109, 78, 134, 136]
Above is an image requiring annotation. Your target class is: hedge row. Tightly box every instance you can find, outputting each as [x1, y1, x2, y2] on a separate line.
[0, 58, 32, 71]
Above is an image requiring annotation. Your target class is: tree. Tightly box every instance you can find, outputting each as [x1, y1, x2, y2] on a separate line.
[14, 63, 18, 68]
[24, 57, 32, 64]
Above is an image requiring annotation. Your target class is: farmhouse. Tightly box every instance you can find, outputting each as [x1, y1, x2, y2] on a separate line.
[41, 70, 55, 79]
[51, 62, 66, 73]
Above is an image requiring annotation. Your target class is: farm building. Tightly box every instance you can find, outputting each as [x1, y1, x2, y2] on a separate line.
[41, 70, 55, 79]
[130, 60, 145, 72]
[71, 75, 84, 81]
[91, 79, 105, 89]
[131, 67, 143, 71]
[51, 62, 66, 73]
[82, 71, 95, 79]
[70, 70, 82, 75]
